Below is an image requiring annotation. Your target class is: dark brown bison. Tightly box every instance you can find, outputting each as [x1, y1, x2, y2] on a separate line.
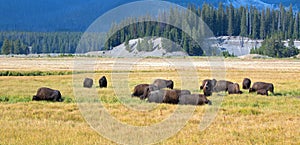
[200, 79, 217, 90]
[139, 84, 159, 100]
[147, 90, 165, 103]
[132, 84, 149, 98]
[213, 80, 234, 92]
[257, 89, 268, 96]
[242, 78, 251, 89]
[99, 76, 107, 88]
[249, 82, 274, 94]
[179, 94, 212, 105]
[83, 78, 93, 88]
[32, 87, 62, 102]
[203, 80, 215, 96]
[228, 83, 243, 94]
[152, 79, 174, 89]
[162, 90, 180, 104]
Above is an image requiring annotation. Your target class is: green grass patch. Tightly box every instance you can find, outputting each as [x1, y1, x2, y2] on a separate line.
[0, 71, 72, 76]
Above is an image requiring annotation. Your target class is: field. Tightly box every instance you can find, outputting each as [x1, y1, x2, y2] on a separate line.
[0, 57, 299, 145]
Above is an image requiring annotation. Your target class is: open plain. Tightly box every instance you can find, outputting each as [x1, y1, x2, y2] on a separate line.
[0, 57, 299, 144]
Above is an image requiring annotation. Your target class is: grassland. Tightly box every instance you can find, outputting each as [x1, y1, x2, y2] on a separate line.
[0, 57, 299, 144]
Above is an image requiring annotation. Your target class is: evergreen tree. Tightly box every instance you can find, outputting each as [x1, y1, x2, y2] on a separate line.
[1, 39, 10, 55]
[240, 7, 247, 37]
[294, 13, 299, 39]
[227, 4, 234, 36]
[13, 39, 21, 54]
[252, 8, 260, 39]
[260, 10, 266, 39]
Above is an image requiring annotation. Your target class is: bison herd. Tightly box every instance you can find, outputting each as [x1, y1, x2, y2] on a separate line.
[200, 78, 274, 97]
[132, 79, 212, 105]
[32, 75, 274, 105]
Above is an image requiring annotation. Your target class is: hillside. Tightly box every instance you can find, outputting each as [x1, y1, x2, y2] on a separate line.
[86, 36, 300, 57]
[86, 38, 188, 57]
[0, 0, 298, 31]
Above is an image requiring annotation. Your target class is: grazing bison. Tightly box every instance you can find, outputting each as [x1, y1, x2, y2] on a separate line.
[257, 89, 268, 96]
[83, 78, 93, 88]
[32, 87, 62, 102]
[249, 82, 274, 94]
[200, 79, 217, 90]
[213, 80, 234, 92]
[140, 85, 159, 100]
[132, 84, 149, 98]
[99, 76, 107, 88]
[242, 78, 251, 89]
[147, 90, 165, 103]
[174, 89, 191, 96]
[228, 83, 243, 94]
[162, 90, 180, 104]
[179, 94, 212, 105]
[152, 79, 174, 89]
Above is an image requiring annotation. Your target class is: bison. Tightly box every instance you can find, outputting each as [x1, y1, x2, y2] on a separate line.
[200, 79, 216, 90]
[139, 84, 159, 100]
[242, 78, 251, 89]
[228, 83, 243, 94]
[203, 80, 215, 96]
[83, 78, 93, 88]
[249, 82, 274, 94]
[132, 84, 150, 98]
[257, 89, 268, 96]
[147, 90, 165, 103]
[174, 89, 191, 96]
[162, 90, 180, 104]
[179, 94, 212, 105]
[32, 87, 62, 102]
[152, 79, 174, 89]
[213, 80, 234, 92]
[99, 76, 107, 88]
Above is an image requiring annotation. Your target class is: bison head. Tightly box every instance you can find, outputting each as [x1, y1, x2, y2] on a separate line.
[32, 95, 39, 101]
[249, 88, 256, 93]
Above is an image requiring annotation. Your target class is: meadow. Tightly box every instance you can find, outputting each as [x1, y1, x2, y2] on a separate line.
[0, 57, 299, 144]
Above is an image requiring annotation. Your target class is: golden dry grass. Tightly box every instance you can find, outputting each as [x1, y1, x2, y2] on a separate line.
[0, 57, 299, 144]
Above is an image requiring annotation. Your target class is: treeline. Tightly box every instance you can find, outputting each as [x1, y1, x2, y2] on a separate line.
[1, 2, 300, 57]
[250, 34, 299, 58]
[197, 3, 300, 40]
[105, 2, 300, 56]
[0, 32, 81, 54]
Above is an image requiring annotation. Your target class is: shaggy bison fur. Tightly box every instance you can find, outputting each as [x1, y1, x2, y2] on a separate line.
[228, 83, 243, 94]
[174, 89, 191, 96]
[200, 79, 216, 90]
[99, 76, 107, 88]
[203, 80, 215, 96]
[140, 85, 159, 100]
[83, 78, 93, 88]
[179, 94, 212, 105]
[213, 80, 234, 92]
[131, 84, 150, 98]
[147, 90, 165, 103]
[256, 89, 268, 96]
[249, 82, 274, 94]
[162, 90, 180, 104]
[32, 87, 62, 102]
[152, 79, 174, 89]
[242, 78, 251, 89]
